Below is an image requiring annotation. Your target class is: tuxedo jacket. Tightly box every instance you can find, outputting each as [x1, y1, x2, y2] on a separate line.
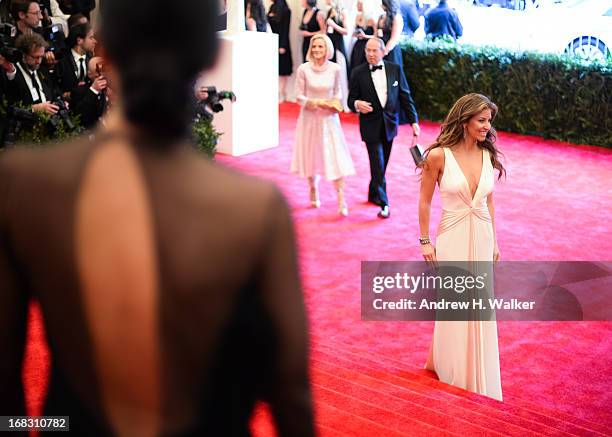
[57, 53, 92, 96]
[348, 61, 418, 143]
[6, 64, 59, 107]
[71, 84, 106, 128]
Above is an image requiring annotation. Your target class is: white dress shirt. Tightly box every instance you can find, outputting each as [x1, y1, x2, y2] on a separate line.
[370, 62, 387, 108]
[72, 49, 87, 81]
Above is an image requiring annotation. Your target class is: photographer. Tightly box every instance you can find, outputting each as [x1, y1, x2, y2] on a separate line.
[10, 0, 42, 37]
[57, 21, 95, 98]
[71, 55, 107, 129]
[6, 32, 61, 114]
[194, 85, 213, 121]
[194, 85, 236, 122]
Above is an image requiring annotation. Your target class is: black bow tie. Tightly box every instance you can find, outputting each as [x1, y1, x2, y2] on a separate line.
[370, 65, 383, 72]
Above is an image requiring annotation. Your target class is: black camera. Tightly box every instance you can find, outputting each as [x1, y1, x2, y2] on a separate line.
[203, 86, 236, 113]
[194, 86, 236, 121]
[48, 97, 75, 131]
[2, 106, 38, 148]
[0, 22, 16, 39]
[0, 23, 22, 64]
[34, 23, 67, 61]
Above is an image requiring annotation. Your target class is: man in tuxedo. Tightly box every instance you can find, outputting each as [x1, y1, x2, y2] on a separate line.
[348, 37, 420, 219]
[6, 33, 60, 114]
[57, 22, 96, 99]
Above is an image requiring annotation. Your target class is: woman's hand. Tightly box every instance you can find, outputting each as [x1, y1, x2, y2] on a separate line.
[305, 99, 319, 109]
[421, 243, 437, 268]
[493, 244, 501, 263]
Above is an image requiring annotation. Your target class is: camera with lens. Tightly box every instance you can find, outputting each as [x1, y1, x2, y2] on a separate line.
[35, 23, 67, 61]
[194, 86, 236, 121]
[48, 97, 76, 131]
[0, 23, 22, 64]
[2, 106, 38, 148]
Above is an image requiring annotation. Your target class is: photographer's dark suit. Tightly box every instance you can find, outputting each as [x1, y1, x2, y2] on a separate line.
[57, 52, 91, 97]
[71, 83, 105, 128]
[7, 62, 59, 106]
[348, 61, 418, 208]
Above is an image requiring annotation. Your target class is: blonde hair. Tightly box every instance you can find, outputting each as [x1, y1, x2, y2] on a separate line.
[306, 34, 334, 62]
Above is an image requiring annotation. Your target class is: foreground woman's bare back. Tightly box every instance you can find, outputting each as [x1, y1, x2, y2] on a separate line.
[0, 133, 313, 436]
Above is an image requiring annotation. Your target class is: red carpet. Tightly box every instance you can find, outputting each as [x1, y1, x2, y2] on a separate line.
[23, 103, 612, 435]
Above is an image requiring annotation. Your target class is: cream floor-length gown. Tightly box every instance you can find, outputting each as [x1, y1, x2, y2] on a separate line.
[425, 147, 503, 401]
[291, 61, 355, 181]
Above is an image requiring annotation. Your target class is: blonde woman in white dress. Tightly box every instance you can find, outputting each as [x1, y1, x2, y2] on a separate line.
[291, 34, 356, 216]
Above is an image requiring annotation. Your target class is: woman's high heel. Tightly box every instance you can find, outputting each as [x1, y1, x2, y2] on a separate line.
[337, 189, 348, 217]
[310, 187, 321, 208]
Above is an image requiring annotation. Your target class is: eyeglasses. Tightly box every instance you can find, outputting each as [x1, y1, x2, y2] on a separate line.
[27, 10, 43, 17]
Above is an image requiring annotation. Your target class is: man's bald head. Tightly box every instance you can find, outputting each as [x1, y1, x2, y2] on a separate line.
[87, 56, 104, 81]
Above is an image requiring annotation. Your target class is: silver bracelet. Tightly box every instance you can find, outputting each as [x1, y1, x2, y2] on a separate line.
[419, 236, 431, 245]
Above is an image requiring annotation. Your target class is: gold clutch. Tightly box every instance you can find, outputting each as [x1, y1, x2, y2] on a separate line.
[319, 99, 343, 113]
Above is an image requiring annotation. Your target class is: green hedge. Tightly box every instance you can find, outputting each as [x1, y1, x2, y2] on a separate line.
[1, 98, 220, 156]
[192, 117, 220, 159]
[401, 39, 612, 147]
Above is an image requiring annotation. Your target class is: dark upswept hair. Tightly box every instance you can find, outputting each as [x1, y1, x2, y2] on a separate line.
[423, 93, 506, 179]
[99, 0, 219, 139]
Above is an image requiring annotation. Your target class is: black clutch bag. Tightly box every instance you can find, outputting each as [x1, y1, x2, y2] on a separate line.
[410, 138, 425, 166]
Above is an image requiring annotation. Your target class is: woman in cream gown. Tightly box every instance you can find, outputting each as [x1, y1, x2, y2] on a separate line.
[291, 34, 355, 216]
[418, 94, 506, 401]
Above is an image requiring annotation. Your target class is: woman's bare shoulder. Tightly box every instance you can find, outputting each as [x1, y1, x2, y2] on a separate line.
[425, 147, 444, 169]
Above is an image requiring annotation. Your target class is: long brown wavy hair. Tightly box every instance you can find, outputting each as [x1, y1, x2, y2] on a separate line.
[422, 93, 506, 179]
